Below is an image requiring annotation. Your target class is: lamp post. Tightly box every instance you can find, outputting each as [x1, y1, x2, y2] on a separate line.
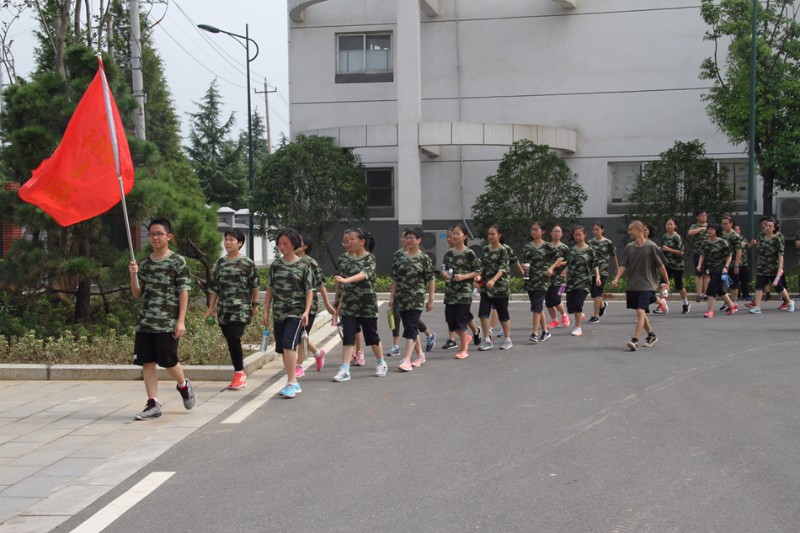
[198, 23, 259, 260]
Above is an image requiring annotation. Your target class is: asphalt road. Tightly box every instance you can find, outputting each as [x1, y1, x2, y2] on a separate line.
[56, 300, 800, 532]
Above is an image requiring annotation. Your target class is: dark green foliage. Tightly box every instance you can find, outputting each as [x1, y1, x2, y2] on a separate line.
[252, 134, 369, 264]
[626, 140, 735, 233]
[471, 140, 587, 252]
[700, 0, 800, 214]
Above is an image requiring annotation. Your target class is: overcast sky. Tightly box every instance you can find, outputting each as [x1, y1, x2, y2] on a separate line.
[3, 0, 290, 148]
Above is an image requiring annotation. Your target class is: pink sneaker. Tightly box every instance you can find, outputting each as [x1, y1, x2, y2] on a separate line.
[314, 349, 326, 371]
[295, 365, 305, 378]
[726, 304, 738, 315]
[455, 350, 469, 359]
[547, 320, 560, 329]
[561, 314, 570, 327]
[397, 361, 413, 372]
[411, 354, 426, 367]
[353, 351, 366, 366]
[703, 311, 714, 318]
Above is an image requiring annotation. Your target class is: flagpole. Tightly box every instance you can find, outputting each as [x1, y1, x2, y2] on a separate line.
[96, 55, 138, 288]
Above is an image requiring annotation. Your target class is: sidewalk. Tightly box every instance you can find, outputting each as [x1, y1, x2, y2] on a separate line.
[0, 324, 339, 532]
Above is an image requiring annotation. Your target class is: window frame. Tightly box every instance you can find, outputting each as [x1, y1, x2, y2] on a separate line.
[335, 32, 394, 84]
[365, 167, 395, 219]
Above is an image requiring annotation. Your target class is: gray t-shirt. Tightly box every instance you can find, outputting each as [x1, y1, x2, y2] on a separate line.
[620, 240, 667, 291]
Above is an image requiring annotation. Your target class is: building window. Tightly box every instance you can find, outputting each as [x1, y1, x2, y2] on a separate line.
[336, 33, 393, 83]
[366, 168, 394, 218]
[609, 162, 645, 204]
[718, 160, 749, 202]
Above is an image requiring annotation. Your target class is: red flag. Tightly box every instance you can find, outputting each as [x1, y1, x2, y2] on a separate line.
[18, 64, 134, 226]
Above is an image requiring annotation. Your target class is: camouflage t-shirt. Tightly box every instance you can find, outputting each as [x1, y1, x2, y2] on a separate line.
[504, 244, 520, 273]
[689, 223, 708, 253]
[521, 241, 551, 292]
[303, 256, 326, 315]
[720, 230, 743, 266]
[699, 238, 731, 273]
[333, 252, 351, 307]
[740, 237, 750, 267]
[756, 234, 784, 275]
[565, 244, 596, 292]
[588, 237, 616, 277]
[660, 232, 685, 271]
[392, 251, 435, 311]
[209, 255, 259, 325]
[442, 247, 481, 305]
[267, 257, 312, 323]
[480, 245, 510, 298]
[136, 252, 191, 333]
[547, 242, 570, 287]
[339, 253, 379, 318]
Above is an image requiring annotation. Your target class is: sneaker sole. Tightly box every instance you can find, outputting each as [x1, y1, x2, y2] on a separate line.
[135, 412, 162, 420]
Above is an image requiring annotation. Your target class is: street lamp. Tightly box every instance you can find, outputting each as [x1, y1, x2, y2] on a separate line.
[198, 23, 259, 261]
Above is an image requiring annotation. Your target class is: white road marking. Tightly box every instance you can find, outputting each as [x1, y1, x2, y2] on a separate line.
[70, 471, 174, 533]
[222, 335, 342, 424]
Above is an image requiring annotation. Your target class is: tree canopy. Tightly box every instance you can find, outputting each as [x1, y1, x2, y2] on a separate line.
[251, 134, 369, 264]
[471, 140, 587, 252]
[700, 0, 800, 215]
[625, 140, 735, 235]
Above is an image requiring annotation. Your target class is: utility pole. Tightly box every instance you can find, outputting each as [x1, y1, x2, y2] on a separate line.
[129, 0, 146, 140]
[255, 79, 276, 154]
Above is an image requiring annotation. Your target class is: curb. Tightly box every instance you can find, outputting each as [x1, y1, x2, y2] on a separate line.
[0, 312, 333, 382]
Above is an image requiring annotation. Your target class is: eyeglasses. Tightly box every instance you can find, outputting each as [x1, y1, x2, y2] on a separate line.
[402, 235, 418, 240]
[148, 232, 168, 238]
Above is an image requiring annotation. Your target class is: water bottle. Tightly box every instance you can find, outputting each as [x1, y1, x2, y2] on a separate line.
[523, 263, 530, 281]
[301, 329, 309, 356]
[446, 268, 453, 282]
[259, 329, 270, 352]
[205, 315, 216, 326]
[773, 272, 783, 286]
[387, 307, 396, 330]
[557, 282, 567, 297]
[336, 320, 344, 339]
[720, 273, 731, 288]
[660, 282, 669, 298]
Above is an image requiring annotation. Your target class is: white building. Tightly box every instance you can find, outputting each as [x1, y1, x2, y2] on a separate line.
[287, 0, 769, 268]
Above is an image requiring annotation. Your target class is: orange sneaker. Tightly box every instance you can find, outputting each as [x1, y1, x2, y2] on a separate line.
[455, 350, 469, 359]
[411, 354, 426, 367]
[227, 372, 246, 390]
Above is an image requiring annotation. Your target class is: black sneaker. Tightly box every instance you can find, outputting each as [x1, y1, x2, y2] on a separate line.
[695, 295, 702, 303]
[135, 398, 161, 420]
[643, 333, 658, 348]
[473, 327, 482, 346]
[627, 338, 638, 351]
[441, 339, 458, 350]
[682, 302, 691, 314]
[720, 303, 729, 312]
[539, 331, 551, 342]
[599, 301, 608, 317]
[177, 379, 196, 410]
[588, 316, 600, 323]
[528, 332, 539, 343]
[652, 307, 664, 315]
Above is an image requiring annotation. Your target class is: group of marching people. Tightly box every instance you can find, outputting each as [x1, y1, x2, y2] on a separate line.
[202, 212, 796, 400]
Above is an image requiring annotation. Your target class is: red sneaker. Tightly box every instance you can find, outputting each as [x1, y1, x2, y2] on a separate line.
[726, 304, 738, 315]
[227, 372, 247, 390]
[547, 320, 560, 329]
[561, 314, 571, 327]
[314, 349, 326, 371]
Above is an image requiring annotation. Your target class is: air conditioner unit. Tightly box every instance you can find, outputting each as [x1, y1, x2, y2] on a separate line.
[421, 230, 448, 268]
[777, 197, 800, 239]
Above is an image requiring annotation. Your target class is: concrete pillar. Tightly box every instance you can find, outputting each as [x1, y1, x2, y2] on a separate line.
[396, 0, 422, 226]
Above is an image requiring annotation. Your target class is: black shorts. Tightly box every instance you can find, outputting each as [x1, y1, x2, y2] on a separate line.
[274, 317, 304, 354]
[566, 289, 588, 314]
[692, 253, 703, 273]
[527, 290, 546, 313]
[667, 268, 684, 292]
[341, 316, 381, 346]
[399, 309, 422, 340]
[303, 314, 317, 334]
[478, 294, 509, 321]
[590, 276, 607, 298]
[445, 303, 471, 332]
[133, 331, 179, 368]
[706, 272, 727, 297]
[545, 284, 563, 308]
[626, 290, 655, 311]
[755, 274, 785, 291]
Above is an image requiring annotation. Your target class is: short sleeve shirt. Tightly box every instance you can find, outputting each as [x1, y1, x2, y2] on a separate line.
[480, 245, 510, 298]
[566, 244, 596, 292]
[720, 230, 743, 265]
[443, 247, 481, 305]
[619, 240, 666, 291]
[756, 234, 784, 276]
[392, 251, 435, 311]
[547, 242, 570, 287]
[660, 232, 685, 271]
[339, 253, 379, 318]
[137, 252, 191, 333]
[699, 238, 731, 273]
[303, 256, 326, 315]
[522, 241, 551, 292]
[689, 223, 708, 253]
[588, 237, 616, 277]
[209, 255, 259, 325]
[268, 257, 312, 323]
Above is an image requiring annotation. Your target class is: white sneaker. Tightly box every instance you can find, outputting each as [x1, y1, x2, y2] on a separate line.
[788, 300, 796, 313]
[375, 361, 388, 377]
[478, 339, 494, 351]
[333, 368, 351, 382]
[499, 338, 513, 350]
[571, 327, 583, 336]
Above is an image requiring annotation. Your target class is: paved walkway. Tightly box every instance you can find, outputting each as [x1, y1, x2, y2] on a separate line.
[0, 324, 337, 532]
